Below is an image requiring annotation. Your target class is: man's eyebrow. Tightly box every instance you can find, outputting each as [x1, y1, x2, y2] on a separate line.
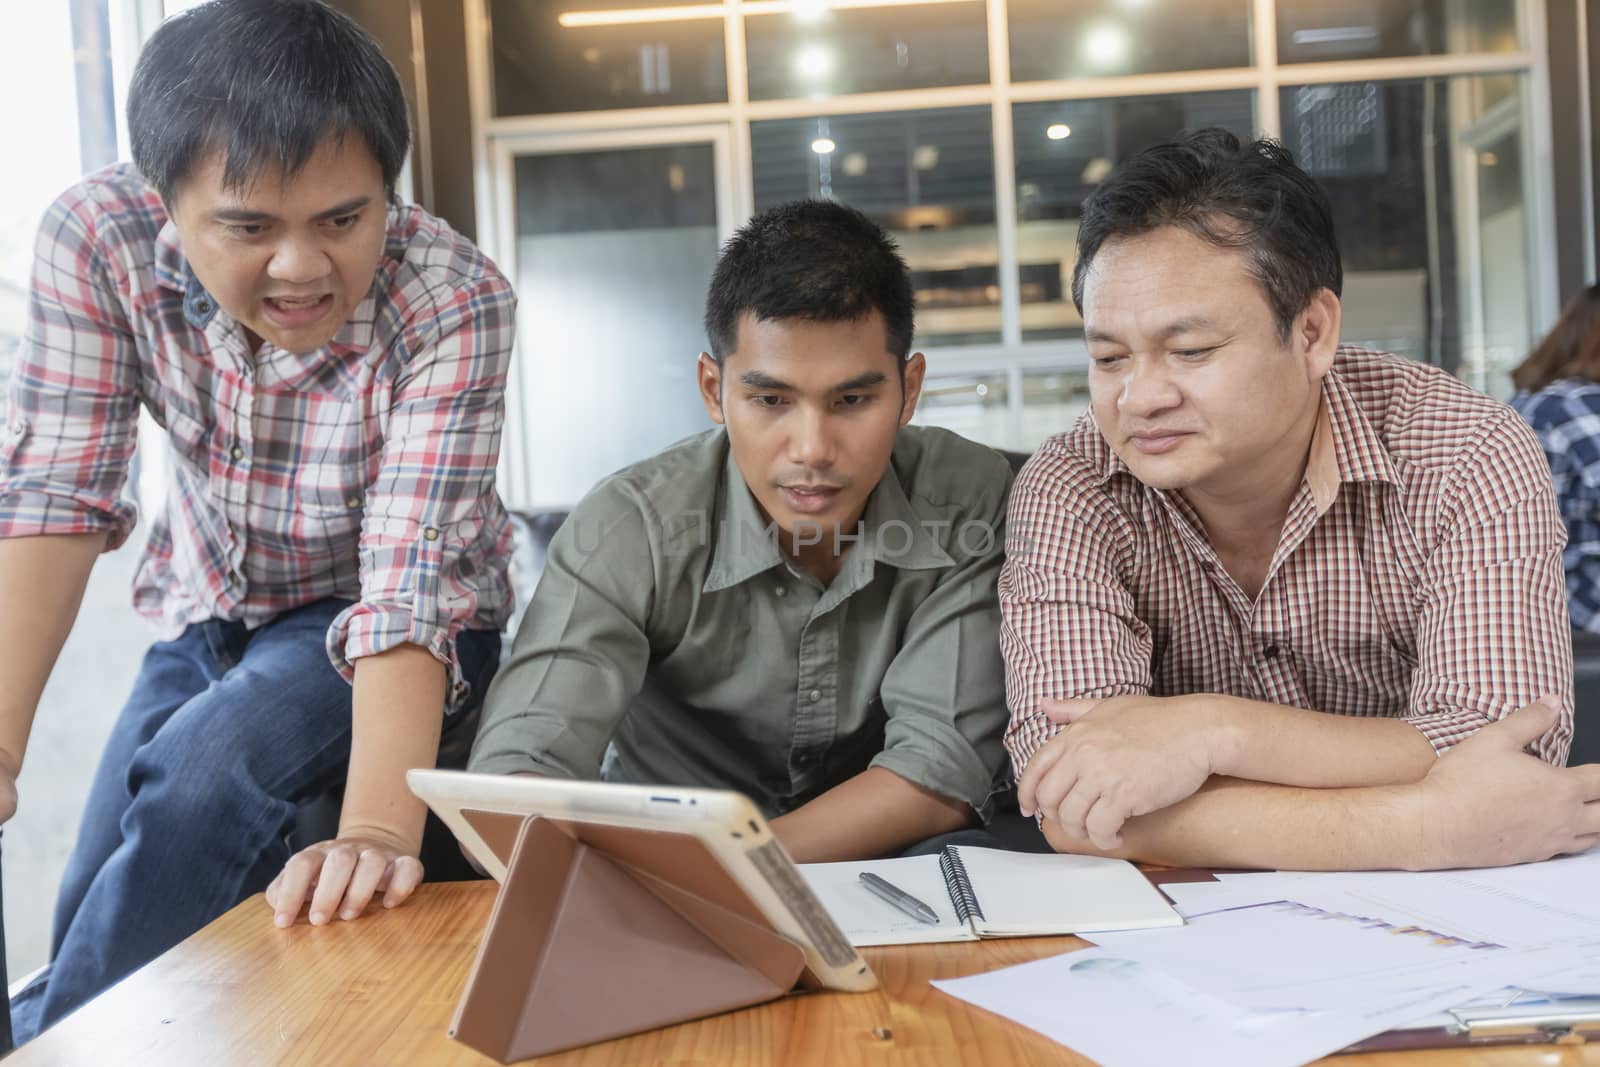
[1085, 316, 1222, 345]
[739, 370, 794, 390]
[209, 208, 276, 224]
[832, 371, 888, 392]
[311, 196, 373, 221]
[207, 196, 373, 225]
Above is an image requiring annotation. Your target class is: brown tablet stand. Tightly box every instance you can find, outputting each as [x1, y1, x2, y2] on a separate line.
[448, 814, 808, 1063]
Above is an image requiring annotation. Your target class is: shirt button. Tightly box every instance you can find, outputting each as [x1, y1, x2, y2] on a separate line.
[808, 689, 822, 703]
[1263, 644, 1280, 660]
[774, 586, 787, 598]
[196, 298, 211, 314]
[229, 445, 244, 461]
[423, 526, 440, 542]
[346, 495, 362, 509]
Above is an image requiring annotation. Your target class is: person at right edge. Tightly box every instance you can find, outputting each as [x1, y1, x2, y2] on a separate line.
[1511, 284, 1600, 635]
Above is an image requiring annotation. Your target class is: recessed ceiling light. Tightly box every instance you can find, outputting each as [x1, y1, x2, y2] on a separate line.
[795, 44, 834, 79]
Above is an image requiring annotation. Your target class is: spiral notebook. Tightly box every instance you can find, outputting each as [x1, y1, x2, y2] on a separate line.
[798, 846, 1182, 947]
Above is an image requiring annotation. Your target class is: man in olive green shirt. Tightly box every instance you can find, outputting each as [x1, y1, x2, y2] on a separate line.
[469, 201, 1013, 860]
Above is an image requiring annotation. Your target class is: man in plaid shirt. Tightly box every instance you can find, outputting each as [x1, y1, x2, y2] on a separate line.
[1003, 129, 1599, 871]
[0, 0, 513, 1041]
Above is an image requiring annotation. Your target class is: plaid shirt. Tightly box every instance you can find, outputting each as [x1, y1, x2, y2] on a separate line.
[0, 164, 515, 704]
[1001, 346, 1573, 776]
[1511, 380, 1600, 633]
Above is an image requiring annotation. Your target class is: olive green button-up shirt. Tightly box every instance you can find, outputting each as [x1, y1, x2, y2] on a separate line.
[469, 425, 1013, 820]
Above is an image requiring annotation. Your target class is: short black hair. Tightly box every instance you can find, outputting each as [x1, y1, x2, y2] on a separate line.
[128, 0, 410, 203]
[1071, 128, 1342, 343]
[704, 200, 915, 366]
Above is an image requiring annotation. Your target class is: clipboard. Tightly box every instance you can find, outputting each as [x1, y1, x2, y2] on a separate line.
[1141, 867, 1600, 1053]
[1341, 998, 1600, 1052]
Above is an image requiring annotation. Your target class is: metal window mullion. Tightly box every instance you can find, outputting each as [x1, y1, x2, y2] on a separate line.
[481, 102, 737, 137]
[987, 0, 1021, 351]
[743, 83, 998, 119]
[1274, 51, 1535, 85]
[466, 0, 499, 260]
[1005, 363, 1025, 450]
[1521, 0, 1564, 329]
[1580, 0, 1597, 282]
[1252, 0, 1280, 137]
[1007, 67, 1261, 103]
[727, 0, 755, 223]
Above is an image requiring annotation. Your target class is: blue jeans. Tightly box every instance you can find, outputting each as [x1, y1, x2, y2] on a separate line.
[8, 599, 499, 1044]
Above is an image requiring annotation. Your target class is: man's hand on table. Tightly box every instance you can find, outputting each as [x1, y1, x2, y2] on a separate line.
[1017, 695, 1221, 849]
[1411, 698, 1600, 869]
[265, 825, 423, 927]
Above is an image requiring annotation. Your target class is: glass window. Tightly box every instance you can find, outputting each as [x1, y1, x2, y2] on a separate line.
[1009, 0, 1252, 83]
[511, 144, 720, 506]
[751, 106, 1001, 348]
[1280, 75, 1532, 394]
[1020, 369, 1090, 448]
[743, 2, 988, 102]
[490, 0, 726, 115]
[0, 2, 101, 393]
[1012, 90, 1256, 341]
[1276, 0, 1518, 64]
[915, 372, 1010, 446]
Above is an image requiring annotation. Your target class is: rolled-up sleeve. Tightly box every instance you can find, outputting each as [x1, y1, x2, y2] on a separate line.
[1408, 410, 1573, 765]
[325, 270, 516, 707]
[0, 186, 140, 546]
[867, 453, 1011, 821]
[468, 479, 656, 778]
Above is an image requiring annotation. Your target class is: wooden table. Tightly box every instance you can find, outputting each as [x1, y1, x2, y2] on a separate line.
[10, 882, 1599, 1066]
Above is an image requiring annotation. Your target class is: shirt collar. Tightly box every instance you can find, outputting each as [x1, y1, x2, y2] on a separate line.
[1313, 359, 1404, 512]
[702, 439, 954, 594]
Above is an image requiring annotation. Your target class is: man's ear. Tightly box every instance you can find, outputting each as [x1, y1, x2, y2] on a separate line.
[899, 352, 927, 425]
[1297, 288, 1342, 381]
[697, 352, 726, 425]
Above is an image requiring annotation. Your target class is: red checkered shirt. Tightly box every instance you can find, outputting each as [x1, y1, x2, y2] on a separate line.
[0, 164, 515, 703]
[1001, 346, 1573, 775]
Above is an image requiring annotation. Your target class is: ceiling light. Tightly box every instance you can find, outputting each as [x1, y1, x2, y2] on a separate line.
[842, 152, 868, 176]
[1082, 22, 1130, 69]
[1046, 123, 1071, 140]
[795, 44, 834, 79]
[811, 137, 837, 154]
[912, 144, 940, 171]
[1081, 157, 1113, 183]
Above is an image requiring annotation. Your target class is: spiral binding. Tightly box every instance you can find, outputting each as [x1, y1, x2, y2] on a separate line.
[938, 846, 985, 927]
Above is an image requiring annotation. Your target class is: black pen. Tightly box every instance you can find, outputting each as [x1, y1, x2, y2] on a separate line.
[859, 871, 941, 925]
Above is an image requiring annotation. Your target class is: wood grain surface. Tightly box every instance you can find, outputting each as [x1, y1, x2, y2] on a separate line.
[9, 881, 1599, 1066]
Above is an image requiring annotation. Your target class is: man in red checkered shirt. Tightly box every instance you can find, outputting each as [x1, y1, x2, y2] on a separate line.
[0, 0, 514, 1042]
[1002, 128, 1599, 871]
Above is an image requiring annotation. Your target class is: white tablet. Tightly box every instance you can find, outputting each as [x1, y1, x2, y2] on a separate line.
[407, 768, 878, 993]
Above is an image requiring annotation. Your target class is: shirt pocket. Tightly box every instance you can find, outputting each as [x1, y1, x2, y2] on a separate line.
[293, 403, 373, 530]
[163, 406, 210, 466]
